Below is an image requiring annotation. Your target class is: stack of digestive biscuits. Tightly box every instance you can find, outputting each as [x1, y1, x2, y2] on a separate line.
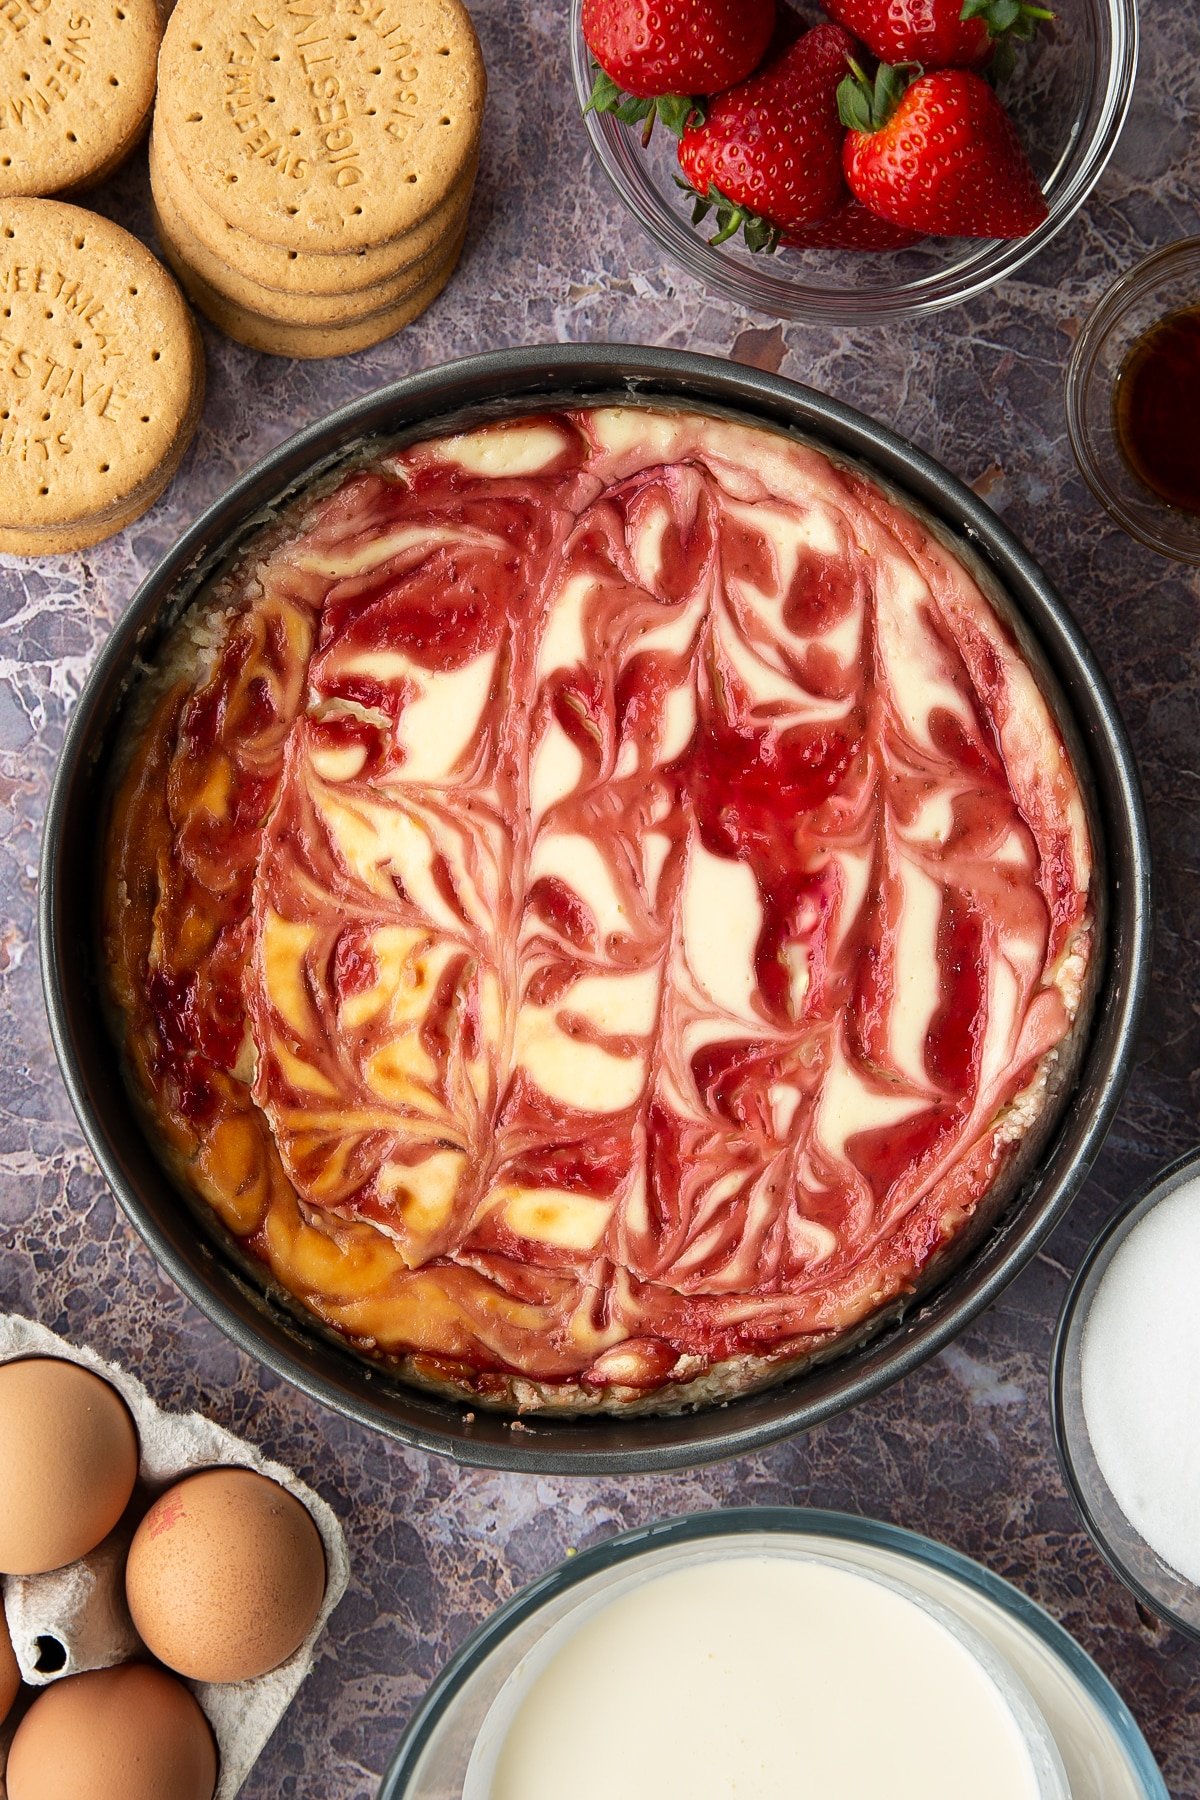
[149, 0, 486, 358]
[0, 199, 203, 557]
[0, 0, 163, 199]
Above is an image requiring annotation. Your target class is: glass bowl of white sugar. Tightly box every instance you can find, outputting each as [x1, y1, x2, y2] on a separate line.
[1053, 1147, 1200, 1639]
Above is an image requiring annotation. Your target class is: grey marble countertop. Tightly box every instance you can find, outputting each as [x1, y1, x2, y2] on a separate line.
[2, 2, 1199, 1794]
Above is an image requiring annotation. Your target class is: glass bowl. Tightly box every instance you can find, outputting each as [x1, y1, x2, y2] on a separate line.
[1052, 1147, 1200, 1641]
[456, 1545, 1069, 1800]
[1065, 239, 1200, 564]
[568, 0, 1138, 324]
[379, 1509, 1169, 1800]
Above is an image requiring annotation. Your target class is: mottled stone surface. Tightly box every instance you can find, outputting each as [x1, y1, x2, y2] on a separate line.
[2, 3, 1199, 1795]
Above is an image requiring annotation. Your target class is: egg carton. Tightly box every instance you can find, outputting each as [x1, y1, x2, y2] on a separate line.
[0, 1314, 350, 1800]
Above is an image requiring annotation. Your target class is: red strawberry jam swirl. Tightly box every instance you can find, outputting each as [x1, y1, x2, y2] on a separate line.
[104, 408, 1092, 1410]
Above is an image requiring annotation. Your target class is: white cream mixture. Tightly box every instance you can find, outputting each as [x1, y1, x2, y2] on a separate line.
[481, 1555, 1047, 1800]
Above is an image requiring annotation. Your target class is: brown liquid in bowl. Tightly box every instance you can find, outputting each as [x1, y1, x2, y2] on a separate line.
[1114, 307, 1200, 515]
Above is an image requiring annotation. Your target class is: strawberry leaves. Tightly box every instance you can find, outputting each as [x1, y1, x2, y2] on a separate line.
[836, 60, 915, 134]
[960, 0, 1053, 79]
[678, 180, 782, 253]
[586, 67, 701, 140]
[960, 0, 1054, 38]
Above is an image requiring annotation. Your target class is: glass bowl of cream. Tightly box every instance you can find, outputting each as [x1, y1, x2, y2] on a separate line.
[379, 1510, 1170, 1800]
[1053, 1146, 1200, 1640]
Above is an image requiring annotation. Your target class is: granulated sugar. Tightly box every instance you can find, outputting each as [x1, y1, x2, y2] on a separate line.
[1080, 1178, 1200, 1586]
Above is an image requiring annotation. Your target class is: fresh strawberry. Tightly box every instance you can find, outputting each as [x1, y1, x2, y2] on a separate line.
[677, 23, 855, 252]
[839, 63, 1049, 239]
[821, 0, 1052, 72]
[784, 196, 925, 250]
[584, 0, 776, 140]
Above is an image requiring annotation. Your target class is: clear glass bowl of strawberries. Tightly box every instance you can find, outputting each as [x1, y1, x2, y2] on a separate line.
[571, 0, 1138, 321]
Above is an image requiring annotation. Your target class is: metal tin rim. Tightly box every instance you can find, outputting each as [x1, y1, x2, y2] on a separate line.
[40, 343, 1152, 1473]
[377, 1507, 1169, 1800]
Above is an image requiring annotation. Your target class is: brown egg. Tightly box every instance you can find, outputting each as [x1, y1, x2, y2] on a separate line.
[5, 1662, 217, 1800]
[126, 1466, 327, 1682]
[0, 1358, 139, 1574]
[0, 1601, 20, 1726]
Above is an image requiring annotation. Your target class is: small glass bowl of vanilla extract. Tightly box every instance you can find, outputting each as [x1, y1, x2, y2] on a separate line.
[1066, 238, 1200, 564]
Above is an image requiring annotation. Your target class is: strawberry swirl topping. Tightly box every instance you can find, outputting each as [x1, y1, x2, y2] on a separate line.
[105, 407, 1092, 1410]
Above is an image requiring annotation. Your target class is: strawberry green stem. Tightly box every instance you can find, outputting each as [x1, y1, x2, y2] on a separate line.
[960, 0, 1055, 36]
[584, 67, 701, 140]
[837, 60, 918, 135]
[674, 179, 782, 255]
